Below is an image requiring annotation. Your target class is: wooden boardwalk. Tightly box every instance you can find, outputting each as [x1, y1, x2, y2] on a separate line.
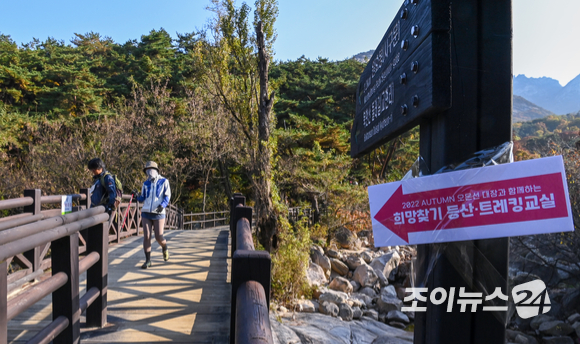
[8, 227, 231, 344]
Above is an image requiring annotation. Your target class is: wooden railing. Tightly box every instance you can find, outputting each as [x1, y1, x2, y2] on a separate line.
[183, 211, 229, 230]
[1, 187, 184, 344]
[229, 194, 273, 344]
[0, 195, 109, 344]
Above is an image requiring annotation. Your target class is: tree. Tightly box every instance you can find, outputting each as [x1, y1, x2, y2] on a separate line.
[198, 0, 279, 251]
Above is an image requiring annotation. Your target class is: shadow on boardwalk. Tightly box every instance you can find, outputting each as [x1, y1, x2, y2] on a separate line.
[8, 227, 231, 344]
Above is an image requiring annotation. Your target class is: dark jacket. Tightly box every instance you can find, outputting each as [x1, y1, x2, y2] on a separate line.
[90, 170, 117, 210]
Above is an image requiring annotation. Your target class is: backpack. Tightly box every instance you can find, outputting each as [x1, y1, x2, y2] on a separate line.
[99, 171, 123, 208]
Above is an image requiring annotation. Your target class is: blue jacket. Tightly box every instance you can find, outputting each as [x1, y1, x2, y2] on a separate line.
[90, 171, 117, 209]
[137, 175, 171, 214]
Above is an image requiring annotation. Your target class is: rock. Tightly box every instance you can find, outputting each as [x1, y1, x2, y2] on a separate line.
[335, 227, 357, 249]
[371, 251, 401, 282]
[541, 337, 574, 344]
[377, 294, 403, 313]
[403, 310, 415, 321]
[363, 309, 379, 321]
[387, 310, 410, 324]
[310, 248, 331, 277]
[327, 249, 341, 259]
[538, 320, 574, 336]
[345, 255, 365, 270]
[514, 334, 529, 344]
[298, 300, 317, 313]
[351, 293, 373, 308]
[339, 303, 354, 321]
[311, 244, 324, 255]
[361, 251, 373, 264]
[312, 286, 326, 300]
[329, 276, 353, 294]
[279, 305, 288, 313]
[375, 269, 389, 287]
[396, 286, 408, 300]
[388, 321, 406, 329]
[378, 313, 388, 323]
[372, 336, 410, 344]
[567, 313, 580, 324]
[353, 264, 379, 287]
[319, 301, 339, 317]
[269, 314, 302, 344]
[561, 289, 580, 315]
[307, 261, 328, 287]
[319, 290, 349, 306]
[380, 285, 397, 299]
[572, 322, 580, 338]
[352, 306, 363, 320]
[350, 280, 361, 292]
[530, 314, 555, 330]
[348, 298, 365, 309]
[330, 258, 349, 276]
[359, 286, 378, 298]
[396, 261, 412, 280]
[388, 267, 398, 282]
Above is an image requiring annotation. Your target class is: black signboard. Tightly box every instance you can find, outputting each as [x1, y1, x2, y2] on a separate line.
[351, 0, 451, 158]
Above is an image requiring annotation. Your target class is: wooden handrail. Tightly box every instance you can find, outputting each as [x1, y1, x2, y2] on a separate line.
[0, 197, 33, 211]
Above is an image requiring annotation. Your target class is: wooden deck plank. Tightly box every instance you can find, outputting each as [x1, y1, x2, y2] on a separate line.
[7, 227, 231, 344]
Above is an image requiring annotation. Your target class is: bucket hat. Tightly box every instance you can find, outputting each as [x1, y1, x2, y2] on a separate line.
[143, 161, 159, 173]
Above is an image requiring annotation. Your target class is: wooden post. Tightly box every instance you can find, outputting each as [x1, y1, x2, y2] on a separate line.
[231, 206, 252, 257]
[86, 222, 108, 328]
[51, 233, 80, 344]
[79, 188, 91, 246]
[23, 189, 42, 273]
[1, 260, 7, 344]
[415, 1, 511, 343]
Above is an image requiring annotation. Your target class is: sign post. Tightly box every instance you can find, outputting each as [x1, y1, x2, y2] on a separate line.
[352, 0, 514, 342]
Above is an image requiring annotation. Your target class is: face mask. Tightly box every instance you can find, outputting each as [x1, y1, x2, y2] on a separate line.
[146, 169, 158, 180]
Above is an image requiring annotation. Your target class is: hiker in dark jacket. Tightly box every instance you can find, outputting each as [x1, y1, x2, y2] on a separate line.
[87, 158, 117, 214]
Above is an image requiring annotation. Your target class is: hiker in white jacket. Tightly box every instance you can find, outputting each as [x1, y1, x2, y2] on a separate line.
[133, 161, 171, 269]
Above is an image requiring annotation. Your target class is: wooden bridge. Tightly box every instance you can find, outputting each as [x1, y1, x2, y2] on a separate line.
[1, 190, 272, 344]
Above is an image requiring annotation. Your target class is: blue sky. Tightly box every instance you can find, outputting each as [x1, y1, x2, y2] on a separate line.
[1, 0, 579, 86]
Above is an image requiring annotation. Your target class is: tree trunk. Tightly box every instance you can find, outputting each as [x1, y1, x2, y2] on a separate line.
[255, 21, 278, 252]
[218, 159, 233, 199]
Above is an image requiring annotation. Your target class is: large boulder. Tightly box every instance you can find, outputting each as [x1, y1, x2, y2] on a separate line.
[329, 276, 353, 294]
[359, 286, 378, 298]
[319, 301, 339, 317]
[530, 314, 555, 330]
[339, 303, 354, 321]
[371, 251, 401, 281]
[561, 289, 580, 315]
[330, 258, 349, 276]
[380, 285, 397, 299]
[307, 261, 328, 287]
[298, 300, 317, 313]
[375, 269, 389, 287]
[361, 251, 373, 264]
[386, 310, 409, 324]
[319, 290, 349, 305]
[351, 293, 373, 308]
[326, 249, 341, 259]
[335, 227, 357, 249]
[350, 280, 361, 292]
[345, 255, 365, 270]
[541, 337, 574, 344]
[363, 309, 379, 321]
[353, 264, 379, 287]
[377, 294, 403, 313]
[352, 306, 363, 320]
[310, 247, 331, 277]
[538, 320, 574, 336]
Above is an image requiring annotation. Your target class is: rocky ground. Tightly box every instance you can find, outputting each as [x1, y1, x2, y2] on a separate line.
[268, 228, 580, 344]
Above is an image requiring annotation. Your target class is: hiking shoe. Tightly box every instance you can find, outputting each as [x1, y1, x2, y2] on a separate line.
[163, 248, 170, 261]
[141, 260, 152, 269]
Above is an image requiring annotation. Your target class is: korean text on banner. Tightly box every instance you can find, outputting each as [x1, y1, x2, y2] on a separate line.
[368, 156, 574, 247]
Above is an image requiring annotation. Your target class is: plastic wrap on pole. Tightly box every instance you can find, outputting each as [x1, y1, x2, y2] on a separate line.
[406, 142, 514, 325]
